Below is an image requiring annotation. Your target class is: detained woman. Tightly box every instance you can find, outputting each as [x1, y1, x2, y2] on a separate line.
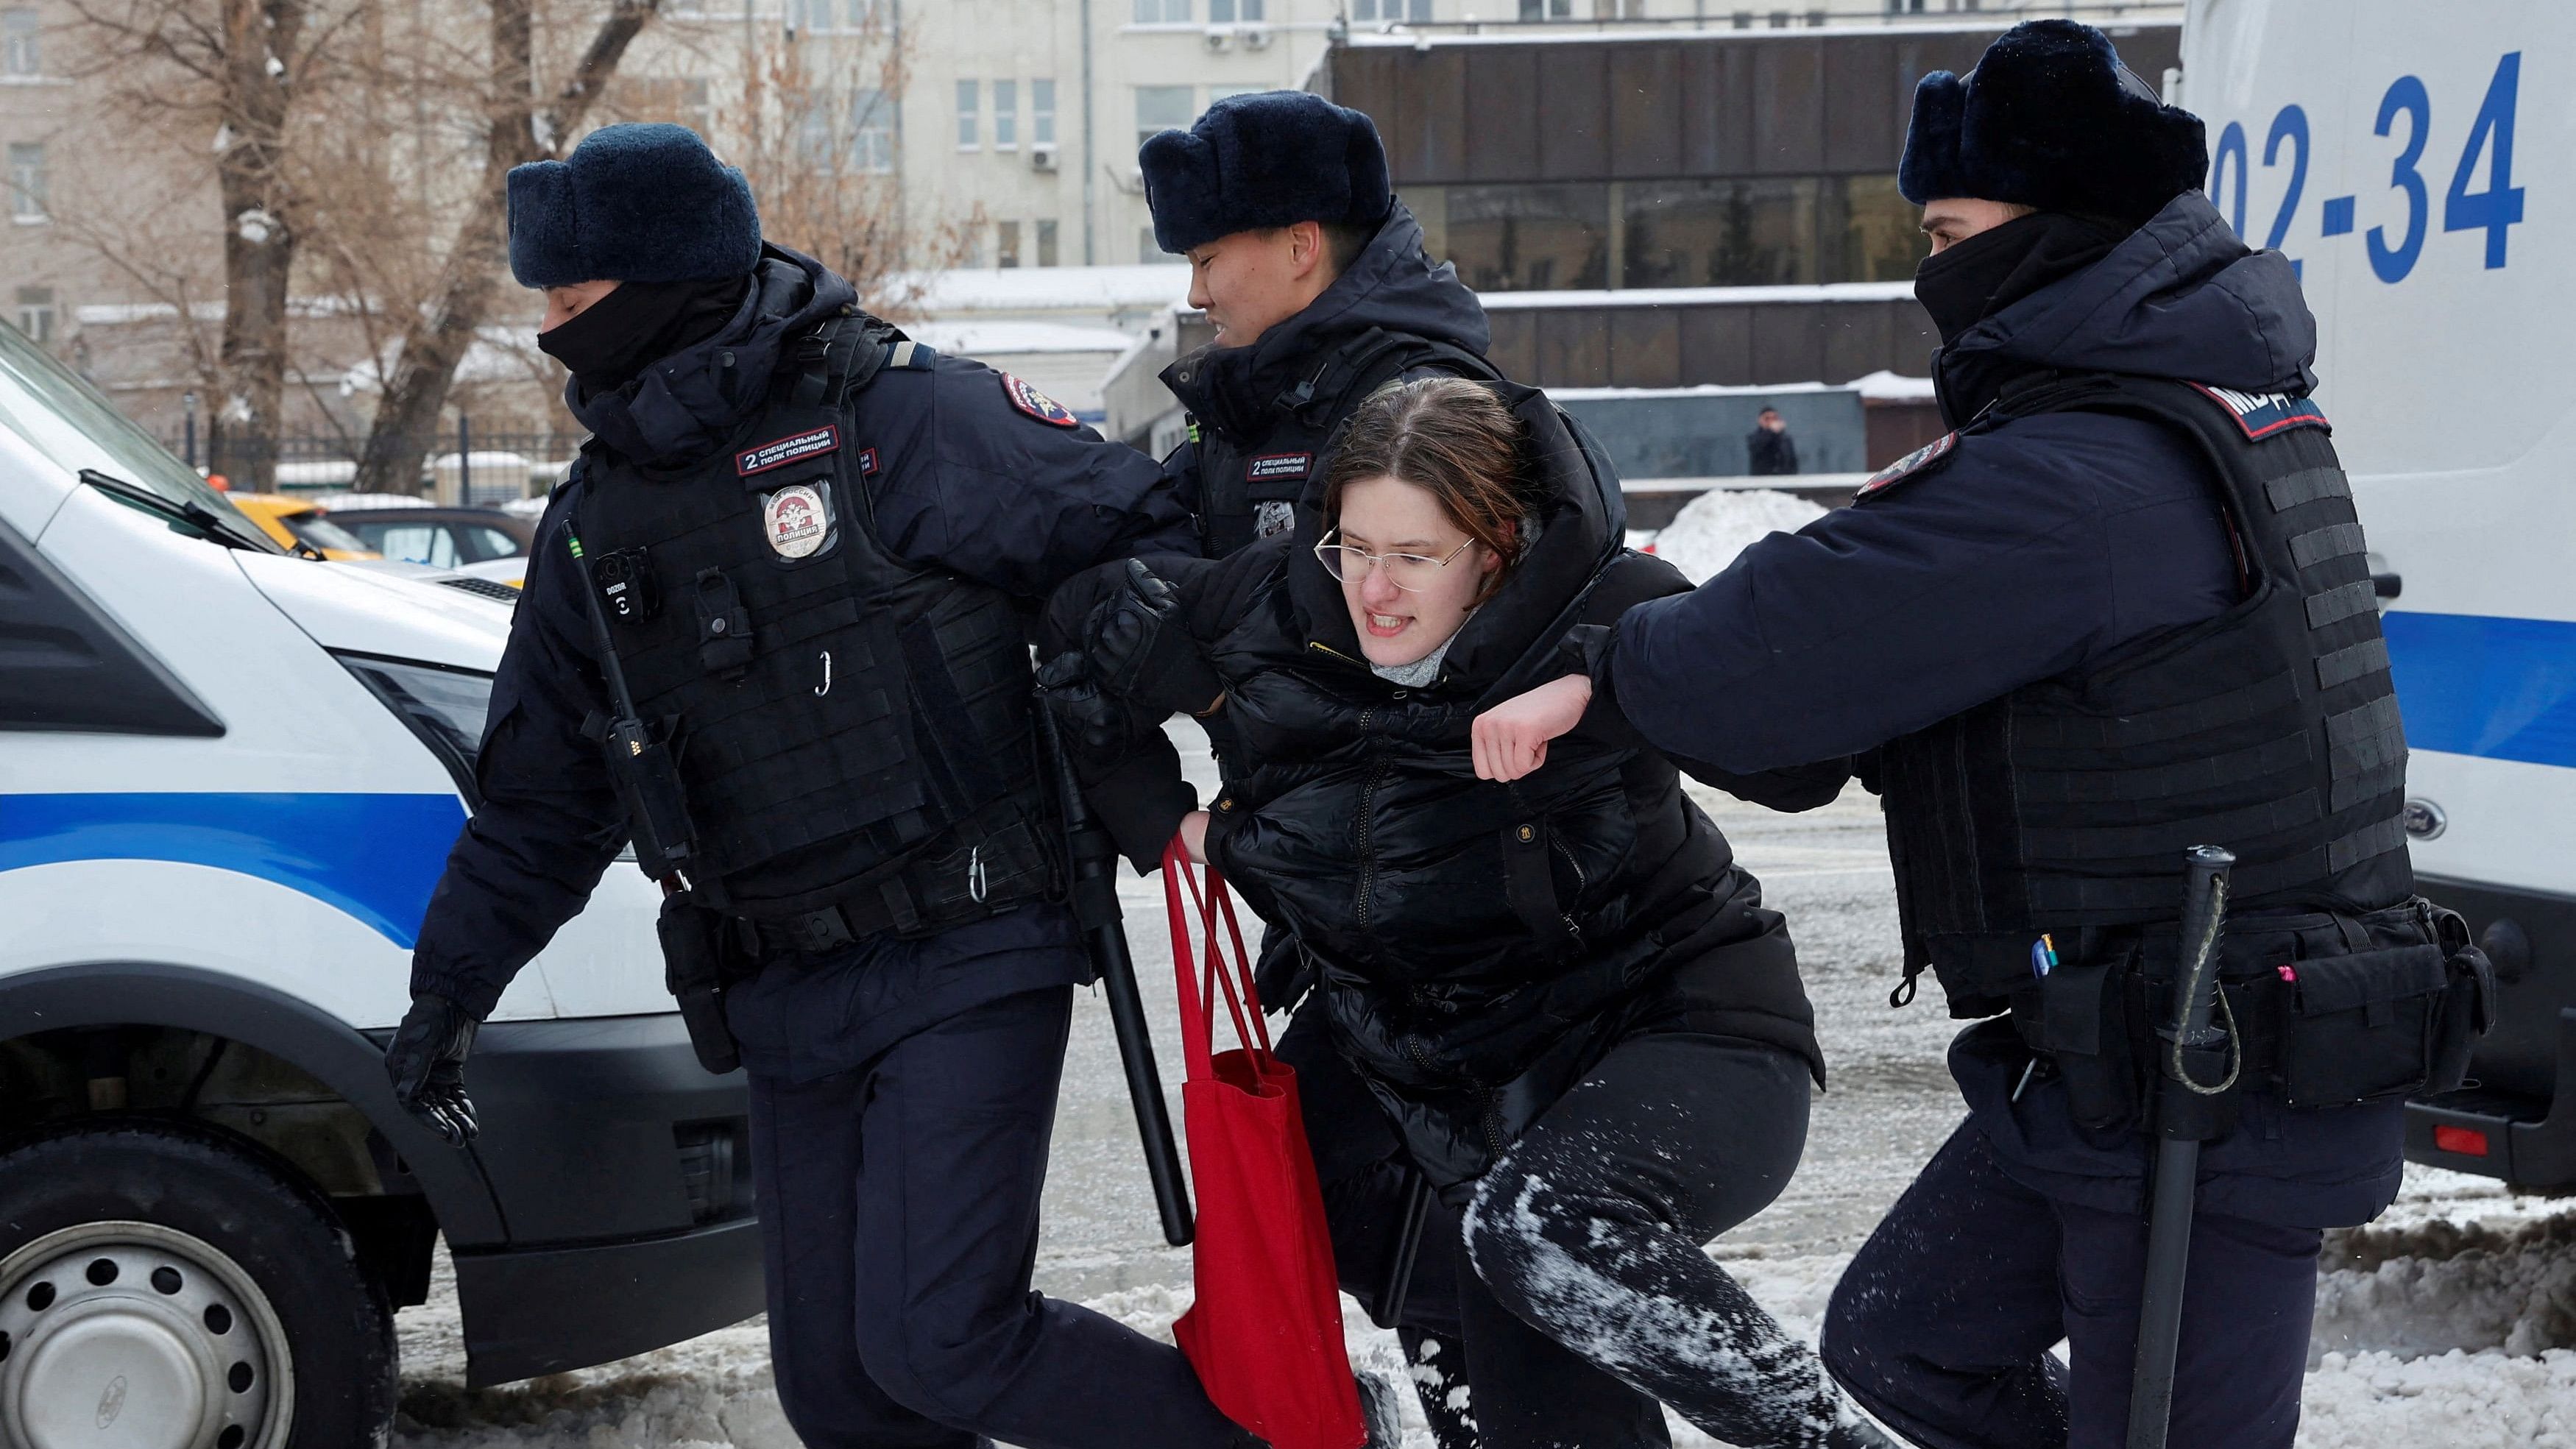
[1039, 378, 1891, 1449]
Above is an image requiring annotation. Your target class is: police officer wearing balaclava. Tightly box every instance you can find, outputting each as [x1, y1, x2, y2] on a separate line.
[1469, 21, 2489, 1449]
[378, 124, 1271, 1449]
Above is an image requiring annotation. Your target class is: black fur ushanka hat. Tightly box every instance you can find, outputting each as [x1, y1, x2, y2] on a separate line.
[1900, 19, 2209, 226]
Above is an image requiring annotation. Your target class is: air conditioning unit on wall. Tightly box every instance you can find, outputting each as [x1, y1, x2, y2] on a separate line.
[1030, 145, 1058, 171]
[1203, 27, 1232, 50]
[1243, 25, 1272, 48]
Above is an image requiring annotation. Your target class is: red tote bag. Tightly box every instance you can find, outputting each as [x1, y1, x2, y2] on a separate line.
[1164, 839, 1367, 1449]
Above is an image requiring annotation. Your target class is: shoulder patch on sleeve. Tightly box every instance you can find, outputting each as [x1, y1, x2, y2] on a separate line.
[2185, 382, 2330, 440]
[1854, 431, 1958, 503]
[1002, 372, 1080, 428]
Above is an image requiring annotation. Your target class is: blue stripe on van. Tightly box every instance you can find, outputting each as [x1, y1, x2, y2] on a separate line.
[0, 793, 467, 947]
[2383, 612, 2576, 770]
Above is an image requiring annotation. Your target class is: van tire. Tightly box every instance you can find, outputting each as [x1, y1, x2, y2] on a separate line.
[0, 1120, 397, 1448]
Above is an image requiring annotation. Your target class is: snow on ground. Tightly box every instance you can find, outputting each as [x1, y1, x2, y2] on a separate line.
[1649, 489, 1829, 586]
[387, 758, 2576, 1447]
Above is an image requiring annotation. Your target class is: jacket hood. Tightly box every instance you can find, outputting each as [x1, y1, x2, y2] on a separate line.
[1935, 191, 2317, 422]
[568, 242, 860, 466]
[1284, 382, 1625, 701]
[1167, 202, 1491, 441]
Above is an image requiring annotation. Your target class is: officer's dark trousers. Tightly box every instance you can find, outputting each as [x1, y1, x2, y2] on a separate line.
[748, 985, 1247, 1449]
[1820, 1121, 2323, 1449]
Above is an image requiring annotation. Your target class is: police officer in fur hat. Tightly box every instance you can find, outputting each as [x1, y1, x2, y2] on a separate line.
[378, 123, 1273, 1449]
[1470, 21, 2489, 1449]
[1043, 91, 1505, 1447]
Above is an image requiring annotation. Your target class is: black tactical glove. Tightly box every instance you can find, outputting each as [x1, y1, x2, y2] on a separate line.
[384, 993, 481, 1146]
[1088, 559, 1222, 717]
[1036, 650, 1130, 754]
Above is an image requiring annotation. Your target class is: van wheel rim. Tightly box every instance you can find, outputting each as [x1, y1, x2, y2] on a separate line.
[0, 1220, 293, 1449]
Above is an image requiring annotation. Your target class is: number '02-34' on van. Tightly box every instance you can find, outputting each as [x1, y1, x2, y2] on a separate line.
[0, 322, 760, 1443]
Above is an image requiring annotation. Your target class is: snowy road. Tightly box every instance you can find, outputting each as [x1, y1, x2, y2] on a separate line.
[387, 748, 2576, 1447]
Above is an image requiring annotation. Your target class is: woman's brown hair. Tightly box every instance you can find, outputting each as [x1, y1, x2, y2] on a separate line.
[1322, 378, 1538, 597]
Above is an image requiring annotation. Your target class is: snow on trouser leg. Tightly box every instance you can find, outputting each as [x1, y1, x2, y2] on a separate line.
[1458, 1034, 1892, 1449]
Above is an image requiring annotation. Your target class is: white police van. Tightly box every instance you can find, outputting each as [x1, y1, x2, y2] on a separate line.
[0, 322, 759, 1444]
[2184, 1, 2576, 1188]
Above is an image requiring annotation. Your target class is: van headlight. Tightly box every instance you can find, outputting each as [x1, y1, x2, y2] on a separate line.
[336, 652, 494, 807]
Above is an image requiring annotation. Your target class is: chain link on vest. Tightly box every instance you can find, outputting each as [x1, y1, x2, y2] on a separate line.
[1876, 374, 2413, 1018]
[573, 314, 1058, 948]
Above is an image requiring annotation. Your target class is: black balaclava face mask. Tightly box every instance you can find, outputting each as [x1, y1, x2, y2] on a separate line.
[537, 273, 755, 394]
[1914, 209, 2134, 346]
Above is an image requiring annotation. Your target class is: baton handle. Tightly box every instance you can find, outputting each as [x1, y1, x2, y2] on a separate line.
[1033, 701, 1195, 1246]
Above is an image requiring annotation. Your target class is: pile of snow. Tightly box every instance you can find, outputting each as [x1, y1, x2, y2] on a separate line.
[1649, 489, 1828, 585]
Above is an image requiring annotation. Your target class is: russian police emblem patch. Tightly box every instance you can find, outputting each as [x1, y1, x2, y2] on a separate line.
[1003, 374, 1080, 428]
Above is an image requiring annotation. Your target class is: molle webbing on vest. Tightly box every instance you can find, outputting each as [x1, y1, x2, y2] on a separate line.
[1878, 375, 2411, 1016]
[573, 314, 1055, 932]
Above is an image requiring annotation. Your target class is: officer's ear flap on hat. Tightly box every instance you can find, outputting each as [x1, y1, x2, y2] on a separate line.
[506, 163, 579, 288]
[1139, 129, 1220, 256]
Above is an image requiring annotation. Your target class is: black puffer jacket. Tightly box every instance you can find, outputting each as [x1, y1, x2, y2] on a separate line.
[1106, 384, 1828, 1187]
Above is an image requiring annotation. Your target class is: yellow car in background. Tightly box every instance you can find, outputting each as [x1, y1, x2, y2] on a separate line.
[224, 492, 381, 561]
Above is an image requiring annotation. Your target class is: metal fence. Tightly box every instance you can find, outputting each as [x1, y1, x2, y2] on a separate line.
[160, 423, 586, 506]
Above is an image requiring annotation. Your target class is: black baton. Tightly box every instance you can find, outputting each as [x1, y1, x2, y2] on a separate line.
[1033, 701, 1195, 1247]
[2127, 843, 2237, 1449]
[1370, 1169, 1434, 1331]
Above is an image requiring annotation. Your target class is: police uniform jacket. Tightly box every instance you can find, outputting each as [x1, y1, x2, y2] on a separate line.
[409, 245, 1195, 1081]
[1161, 203, 1493, 557]
[1586, 194, 2439, 1228]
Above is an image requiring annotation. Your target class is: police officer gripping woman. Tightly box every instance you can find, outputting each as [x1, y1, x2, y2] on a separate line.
[1471, 21, 2491, 1449]
[376, 124, 1270, 1449]
[1049, 91, 1504, 1448]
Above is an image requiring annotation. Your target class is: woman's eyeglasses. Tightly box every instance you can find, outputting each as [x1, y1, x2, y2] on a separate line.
[1314, 530, 1474, 594]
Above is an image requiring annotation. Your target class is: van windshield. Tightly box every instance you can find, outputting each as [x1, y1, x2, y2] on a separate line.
[0, 322, 265, 543]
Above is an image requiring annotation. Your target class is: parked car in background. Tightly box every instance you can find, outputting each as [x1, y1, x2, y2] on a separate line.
[223, 492, 380, 561]
[330, 506, 534, 589]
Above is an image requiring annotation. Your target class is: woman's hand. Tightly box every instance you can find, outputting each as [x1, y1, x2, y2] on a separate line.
[1472, 674, 1593, 782]
[1178, 809, 1211, 864]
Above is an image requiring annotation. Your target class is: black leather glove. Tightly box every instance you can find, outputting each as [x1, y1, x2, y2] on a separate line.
[384, 993, 480, 1146]
[1089, 559, 1222, 717]
[1036, 649, 1133, 756]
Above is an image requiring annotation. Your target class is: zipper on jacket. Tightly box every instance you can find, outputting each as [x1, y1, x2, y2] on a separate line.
[1353, 705, 1391, 929]
[1547, 826, 1588, 946]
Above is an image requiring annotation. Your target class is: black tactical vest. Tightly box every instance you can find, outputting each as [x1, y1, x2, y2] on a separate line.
[1876, 375, 2413, 1018]
[571, 317, 1057, 949]
[1170, 326, 1498, 558]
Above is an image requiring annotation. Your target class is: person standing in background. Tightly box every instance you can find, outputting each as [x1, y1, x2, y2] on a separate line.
[1746, 405, 1799, 476]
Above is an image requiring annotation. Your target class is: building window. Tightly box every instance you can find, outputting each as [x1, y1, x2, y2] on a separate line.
[993, 79, 1017, 151]
[853, 87, 896, 174]
[1518, 0, 1571, 18]
[1036, 219, 1059, 267]
[2, 9, 37, 77]
[956, 80, 979, 150]
[1442, 183, 1608, 291]
[1354, 0, 1427, 18]
[13, 286, 52, 344]
[7, 142, 44, 223]
[1209, 0, 1264, 21]
[1031, 79, 1057, 149]
[1624, 178, 1819, 287]
[1136, 85, 1194, 149]
[1133, 0, 1189, 22]
[997, 221, 1022, 268]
